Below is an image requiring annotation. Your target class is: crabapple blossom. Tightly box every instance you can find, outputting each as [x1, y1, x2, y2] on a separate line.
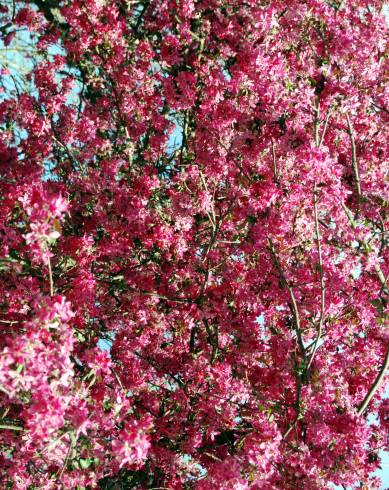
[0, 0, 387, 488]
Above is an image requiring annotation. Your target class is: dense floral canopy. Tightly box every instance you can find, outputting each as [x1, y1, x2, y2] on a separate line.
[0, 0, 388, 488]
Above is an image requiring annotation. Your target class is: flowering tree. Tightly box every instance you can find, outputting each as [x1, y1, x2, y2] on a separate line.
[0, 0, 388, 488]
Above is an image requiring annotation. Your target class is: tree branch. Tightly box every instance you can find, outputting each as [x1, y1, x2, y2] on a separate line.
[307, 183, 325, 370]
[357, 345, 389, 415]
[271, 140, 278, 183]
[345, 112, 362, 217]
[268, 239, 306, 364]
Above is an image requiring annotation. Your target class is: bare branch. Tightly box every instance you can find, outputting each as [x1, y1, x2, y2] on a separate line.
[271, 140, 278, 183]
[47, 255, 54, 297]
[268, 239, 306, 363]
[342, 203, 388, 296]
[357, 345, 389, 415]
[0, 423, 24, 431]
[314, 104, 320, 147]
[345, 112, 362, 217]
[203, 317, 219, 365]
[319, 111, 331, 147]
[307, 183, 325, 370]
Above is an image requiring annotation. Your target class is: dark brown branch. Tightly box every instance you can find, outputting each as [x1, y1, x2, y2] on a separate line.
[203, 317, 218, 364]
[271, 140, 278, 183]
[268, 239, 306, 363]
[345, 113, 362, 217]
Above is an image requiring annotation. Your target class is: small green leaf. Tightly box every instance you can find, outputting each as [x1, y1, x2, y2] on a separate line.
[79, 458, 93, 469]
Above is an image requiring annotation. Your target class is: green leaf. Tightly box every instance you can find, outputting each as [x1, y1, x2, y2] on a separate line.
[79, 458, 93, 469]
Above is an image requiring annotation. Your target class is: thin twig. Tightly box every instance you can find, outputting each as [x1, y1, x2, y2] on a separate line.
[271, 140, 278, 183]
[307, 183, 325, 370]
[111, 367, 124, 391]
[283, 350, 303, 439]
[137, 290, 193, 304]
[268, 239, 306, 362]
[179, 111, 188, 166]
[283, 417, 299, 439]
[314, 104, 320, 147]
[357, 345, 389, 415]
[345, 112, 362, 217]
[203, 452, 223, 462]
[341, 203, 388, 295]
[0, 385, 11, 397]
[0, 424, 24, 431]
[319, 111, 331, 147]
[203, 317, 218, 364]
[371, 100, 389, 115]
[341, 202, 356, 228]
[47, 256, 54, 297]
[57, 434, 76, 481]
